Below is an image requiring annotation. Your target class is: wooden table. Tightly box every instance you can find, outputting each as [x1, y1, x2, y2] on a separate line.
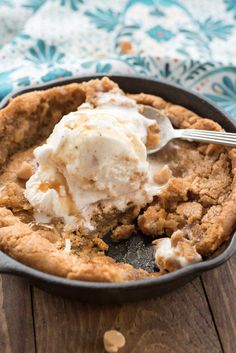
[1, 254, 235, 353]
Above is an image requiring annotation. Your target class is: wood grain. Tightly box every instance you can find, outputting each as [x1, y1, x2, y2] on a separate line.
[0, 275, 35, 353]
[32, 278, 222, 353]
[202, 253, 236, 353]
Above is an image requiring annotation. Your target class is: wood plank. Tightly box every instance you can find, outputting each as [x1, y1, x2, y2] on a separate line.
[0, 275, 36, 353]
[202, 253, 236, 353]
[32, 278, 222, 353]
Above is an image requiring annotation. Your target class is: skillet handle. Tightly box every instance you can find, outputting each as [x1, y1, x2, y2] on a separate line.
[0, 251, 14, 273]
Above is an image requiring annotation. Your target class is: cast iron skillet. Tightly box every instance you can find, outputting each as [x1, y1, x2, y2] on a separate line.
[0, 75, 236, 304]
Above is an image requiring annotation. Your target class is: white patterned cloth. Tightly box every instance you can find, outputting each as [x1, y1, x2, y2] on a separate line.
[0, 0, 236, 118]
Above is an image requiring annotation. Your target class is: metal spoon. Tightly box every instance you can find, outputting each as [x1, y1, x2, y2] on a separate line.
[142, 105, 236, 154]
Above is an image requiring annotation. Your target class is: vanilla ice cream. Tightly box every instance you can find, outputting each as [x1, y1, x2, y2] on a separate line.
[25, 91, 163, 231]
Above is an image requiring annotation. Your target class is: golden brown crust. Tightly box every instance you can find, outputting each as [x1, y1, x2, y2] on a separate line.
[0, 77, 235, 281]
[0, 83, 86, 169]
[0, 207, 155, 282]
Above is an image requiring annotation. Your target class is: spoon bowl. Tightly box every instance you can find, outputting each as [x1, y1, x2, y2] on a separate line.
[141, 105, 175, 153]
[142, 105, 236, 154]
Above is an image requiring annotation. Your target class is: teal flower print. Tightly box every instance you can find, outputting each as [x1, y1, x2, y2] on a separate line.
[25, 39, 65, 67]
[42, 68, 72, 82]
[149, 7, 165, 17]
[17, 77, 31, 87]
[17, 34, 31, 40]
[159, 63, 172, 78]
[147, 25, 174, 42]
[181, 19, 233, 44]
[0, 0, 12, 6]
[81, 61, 94, 69]
[11, 33, 31, 46]
[124, 55, 152, 74]
[199, 17, 233, 41]
[115, 24, 140, 50]
[180, 17, 233, 60]
[126, 0, 154, 6]
[0, 82, 12, 100]
[81, 61, 112, 74]
[225, 0, 236, 19]
[60, 0, 83, 11]
[85, 8, 120, 32]
[95, 63, 112, 74]
[205, 76, 236, 116]
[159, 0, 180, 6]
[0, 69, 16, 101]
[23, 0, 46, 12]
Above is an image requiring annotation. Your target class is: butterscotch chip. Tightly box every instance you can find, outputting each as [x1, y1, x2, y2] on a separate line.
[146, 124, 160, 149]
[153, 233, 201, 272]
[119, 40, 134, 54]
[17, 161, 33, 181]
[103, 330, 126, 353]
[154, 165, 172, 185]
[111, 224, 135, 242]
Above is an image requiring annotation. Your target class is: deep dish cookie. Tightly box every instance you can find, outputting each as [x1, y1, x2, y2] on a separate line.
[0, 77, 235, 282]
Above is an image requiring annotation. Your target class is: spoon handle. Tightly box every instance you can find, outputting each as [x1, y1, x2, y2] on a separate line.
[176, 129, 236, 147]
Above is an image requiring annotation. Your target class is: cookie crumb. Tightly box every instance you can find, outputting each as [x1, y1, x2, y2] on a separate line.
[93, 237, 109, 250]
[17, 161, 33, 181]
[111, 224, 135, 242]
[103, 330, 126, 353]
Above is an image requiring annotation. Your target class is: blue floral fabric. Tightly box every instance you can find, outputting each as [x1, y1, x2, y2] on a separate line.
[0, 0, 236, 119]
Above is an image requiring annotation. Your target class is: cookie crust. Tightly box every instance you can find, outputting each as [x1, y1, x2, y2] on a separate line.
[0, 77, 235, 281]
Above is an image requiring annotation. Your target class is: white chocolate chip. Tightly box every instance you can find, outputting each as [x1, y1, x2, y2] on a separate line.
[64, 239, 71, 254]
[154, 165, 172, 185]
[17, 161, 33, 181]
[103, 330, 126, 353]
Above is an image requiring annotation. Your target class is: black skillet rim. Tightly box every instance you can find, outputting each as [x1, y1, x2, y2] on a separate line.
[0, 74, 236, 291]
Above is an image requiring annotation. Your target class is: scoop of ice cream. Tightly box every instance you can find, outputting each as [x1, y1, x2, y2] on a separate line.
[25, 92, 161, 231]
